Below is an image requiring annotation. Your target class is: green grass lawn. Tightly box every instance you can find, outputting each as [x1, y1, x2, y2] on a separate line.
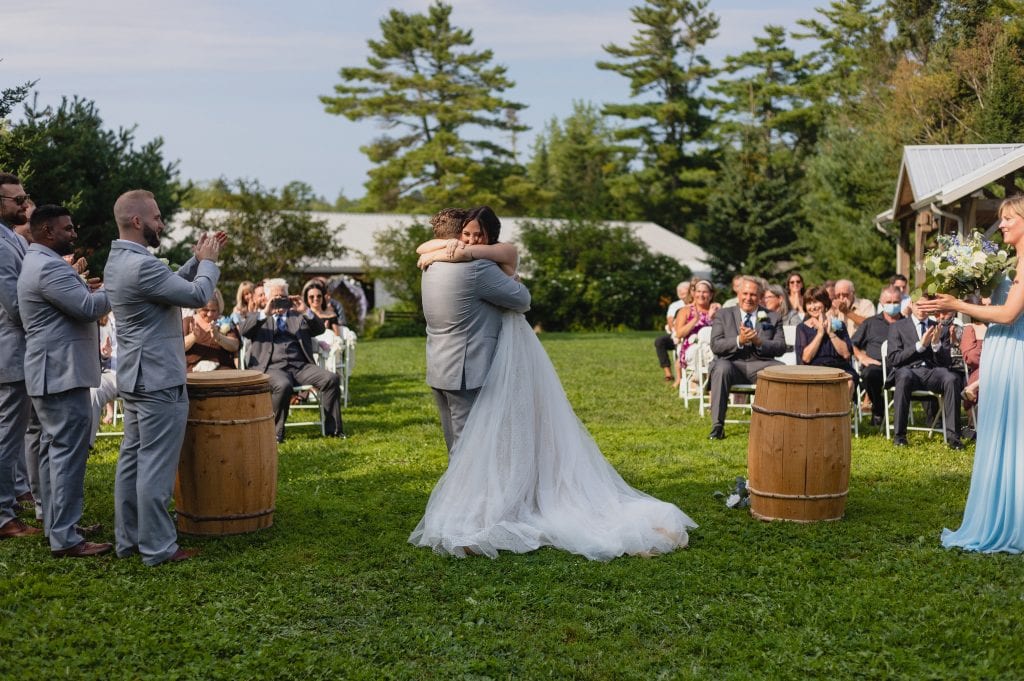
[3, 332, 1022, 679]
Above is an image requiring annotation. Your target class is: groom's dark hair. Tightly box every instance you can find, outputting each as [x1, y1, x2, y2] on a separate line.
[429, 208, 467, 239]
[465, 206, 500, 244]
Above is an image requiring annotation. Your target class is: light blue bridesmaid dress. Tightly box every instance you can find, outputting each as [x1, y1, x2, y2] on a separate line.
[942, 276, 1024, 552]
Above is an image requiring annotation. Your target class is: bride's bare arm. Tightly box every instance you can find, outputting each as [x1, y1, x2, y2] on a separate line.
[416, 238, 451, 255]
[464, 243, 518, 276]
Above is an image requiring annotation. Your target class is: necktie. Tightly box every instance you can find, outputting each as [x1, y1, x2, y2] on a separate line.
[743, 314, 754, 330]
[919, 321, 927, 337]
[276, 315, 287, 333]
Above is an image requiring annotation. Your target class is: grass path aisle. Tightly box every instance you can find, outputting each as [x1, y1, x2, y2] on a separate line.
[2, 332, 1022, 678]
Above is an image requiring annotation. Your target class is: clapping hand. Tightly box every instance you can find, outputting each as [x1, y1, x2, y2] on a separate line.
[100, 335, 113, 359]
[921, 323, 939, 346]
[194, 231, 226, 262]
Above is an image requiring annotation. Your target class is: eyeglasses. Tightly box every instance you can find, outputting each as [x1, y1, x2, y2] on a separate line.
[0, 194, 31, 206]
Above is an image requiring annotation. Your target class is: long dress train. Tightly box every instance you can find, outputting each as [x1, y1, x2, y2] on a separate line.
[941, 276, 1024, 552]
[409, 312, 697, 560]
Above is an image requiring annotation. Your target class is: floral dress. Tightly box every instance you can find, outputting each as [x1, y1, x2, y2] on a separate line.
[677, 307, 713, 369]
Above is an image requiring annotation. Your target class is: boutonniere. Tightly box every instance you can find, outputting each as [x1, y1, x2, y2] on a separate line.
[756, 310, 768, 323]
[157, 258, 170, 267]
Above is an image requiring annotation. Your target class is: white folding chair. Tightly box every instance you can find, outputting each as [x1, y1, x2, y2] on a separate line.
[779, 324, 797, 366]
[880, 340, 947, 442]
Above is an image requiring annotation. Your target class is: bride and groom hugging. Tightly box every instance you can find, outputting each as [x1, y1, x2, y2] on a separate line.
[409, 206, 697, 561]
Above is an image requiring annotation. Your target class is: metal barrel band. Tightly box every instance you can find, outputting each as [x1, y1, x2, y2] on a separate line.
[188, 384, 269, 398]
[747, 485, 848, 501]
[176, 508, 275, 522]
[751, 405, 850, 419]
[186, 414, 275, 426]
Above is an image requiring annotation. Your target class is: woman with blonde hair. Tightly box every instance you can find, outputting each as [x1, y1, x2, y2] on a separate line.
[918, 194, 1024, 553]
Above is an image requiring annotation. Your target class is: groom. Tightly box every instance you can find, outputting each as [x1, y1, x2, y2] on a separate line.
[421, 208, 531, 455]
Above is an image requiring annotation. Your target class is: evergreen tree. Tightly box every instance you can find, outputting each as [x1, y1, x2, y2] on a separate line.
[526, 102, 634, 220]
[320, 2, 527, 212]
[597, 0, 720, 239]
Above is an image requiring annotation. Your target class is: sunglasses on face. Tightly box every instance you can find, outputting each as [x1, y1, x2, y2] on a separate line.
[0, 194, 31, 206]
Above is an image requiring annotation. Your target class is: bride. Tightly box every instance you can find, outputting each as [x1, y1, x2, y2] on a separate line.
[409, 207, 697, 560]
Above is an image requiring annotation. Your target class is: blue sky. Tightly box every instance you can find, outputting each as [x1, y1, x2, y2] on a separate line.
[5, 0, 810, 202]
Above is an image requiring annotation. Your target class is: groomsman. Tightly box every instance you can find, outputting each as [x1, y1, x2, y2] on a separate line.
[18, 205, 112, 557]
[0, 173, 39, 540]
[105, 189, 224, 566]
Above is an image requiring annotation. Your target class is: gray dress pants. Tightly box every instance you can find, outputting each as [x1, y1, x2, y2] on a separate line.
[33, 388, 92, 551]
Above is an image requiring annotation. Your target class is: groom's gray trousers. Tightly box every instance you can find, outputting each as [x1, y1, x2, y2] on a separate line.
[432, 387, 480, 455]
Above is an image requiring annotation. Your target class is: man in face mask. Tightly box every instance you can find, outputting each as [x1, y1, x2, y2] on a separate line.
[852, 286, 905, 427]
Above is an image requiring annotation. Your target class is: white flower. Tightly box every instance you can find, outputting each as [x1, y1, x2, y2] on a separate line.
[157, 257, 170, 267]
[756, 310, 768, 322]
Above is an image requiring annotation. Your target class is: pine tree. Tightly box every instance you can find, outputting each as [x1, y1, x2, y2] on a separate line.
[320, 2, 527, 212]
[596, 0, 720, 239]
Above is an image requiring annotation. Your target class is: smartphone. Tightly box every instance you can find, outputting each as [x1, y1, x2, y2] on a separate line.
[272, 296, 292, 310]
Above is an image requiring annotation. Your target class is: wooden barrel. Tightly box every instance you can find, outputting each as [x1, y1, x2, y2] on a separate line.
[747, 365, 851, 522]
[174, 370, 278, 535]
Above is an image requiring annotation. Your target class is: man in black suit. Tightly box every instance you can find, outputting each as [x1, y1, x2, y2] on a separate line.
[886, 298, 964, 449]
[707, 276, 786, 439]
[239, 278, 344, 443]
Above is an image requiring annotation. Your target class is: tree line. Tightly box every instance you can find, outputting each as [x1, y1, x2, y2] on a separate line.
[321, 0, 1024, 297]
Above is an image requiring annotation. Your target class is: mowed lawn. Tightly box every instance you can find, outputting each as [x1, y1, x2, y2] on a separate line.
[2, 331, 1022, 679]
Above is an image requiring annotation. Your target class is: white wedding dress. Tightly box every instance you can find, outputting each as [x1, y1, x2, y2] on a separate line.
[410, 311, 697, 560]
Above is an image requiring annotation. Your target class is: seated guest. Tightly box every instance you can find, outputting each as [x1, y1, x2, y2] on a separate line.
[886, 298, 964, 449]
[881, 274, 912, 316]
[764, 283, 801, 326]
[183, 290, 240, 372]
[89, 312, 119, 448]
[959, 310, 985, 413]
[674, 279, 718, 382]
[796, 285, 857, 394]
[239, 278, 344, 442]
[721, 274, 743, 308]
[707, 276, 785, 440]
[302, 278, 341, 335]
[852, 286, 903, 426]
[229, 280, 254, 325]
[786, 272, 806, 321]
[654, 281, 690, 383]
[832, 279, 876, 335]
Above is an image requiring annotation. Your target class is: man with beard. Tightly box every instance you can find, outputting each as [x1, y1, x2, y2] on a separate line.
[0, 173, 40, 540]
[18, 205, 111, 557]
[105, 190, 225, 565]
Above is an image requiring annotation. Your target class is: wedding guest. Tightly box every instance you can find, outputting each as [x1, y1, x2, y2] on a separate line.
[89, 312, 119, 448]
[230, 280, 254, 325]
[883, 274, 913, 316]
[885, 298, 964, 449]
[673, 279, 717, 384]
[184, 290, 240, 372]
[959, 307, 985, 414]
[0, 172, 40, 540]
[797, 285, 857, 394]
[707, 277, 785, 440]
[721, 275, 744, 308]
[786, 272, 806, 320]
[832, 279, 876, 335]
[303, 278, 341, 334]
[852, 286, 903, 426]
[654, 281, 690, 383]
[764, 284, 800, 326]
[106, 189, 224, 565]
[19, 204, 111, 557]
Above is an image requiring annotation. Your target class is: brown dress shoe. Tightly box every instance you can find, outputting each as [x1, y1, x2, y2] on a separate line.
[51, 541, 113, 558]
[158, 548, 198, 565]
[0, 518, 42, 538]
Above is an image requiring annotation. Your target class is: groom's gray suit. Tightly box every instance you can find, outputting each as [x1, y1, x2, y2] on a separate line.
[422, 260, 530, 453]
[18, 242, 110, 551]
[105, 240, 219, 565]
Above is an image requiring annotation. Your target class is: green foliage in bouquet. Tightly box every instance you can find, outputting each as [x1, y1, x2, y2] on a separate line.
[912, 232, 1016, 299]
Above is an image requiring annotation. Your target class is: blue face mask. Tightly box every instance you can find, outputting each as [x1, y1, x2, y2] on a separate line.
[883, 303, 902, 316]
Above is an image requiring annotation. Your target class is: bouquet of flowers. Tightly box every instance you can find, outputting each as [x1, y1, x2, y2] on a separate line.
[915, 231, 1016, 299]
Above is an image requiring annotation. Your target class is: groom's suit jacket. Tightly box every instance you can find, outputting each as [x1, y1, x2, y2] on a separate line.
[422, 260, 531, 391]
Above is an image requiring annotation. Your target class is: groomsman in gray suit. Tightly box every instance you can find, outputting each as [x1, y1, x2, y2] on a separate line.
[0, 173, 40, 540]
[18, 205, 112, 557]
[105, 189, 224, 566]
[421, 207, 531, 454]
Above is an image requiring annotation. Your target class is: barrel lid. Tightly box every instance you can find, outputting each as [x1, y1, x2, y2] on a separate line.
[186, 369, 269, 388]
[757, 365, 849, 384]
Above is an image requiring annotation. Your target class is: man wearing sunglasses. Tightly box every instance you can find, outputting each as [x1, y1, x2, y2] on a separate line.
[0, 173, 40, 539]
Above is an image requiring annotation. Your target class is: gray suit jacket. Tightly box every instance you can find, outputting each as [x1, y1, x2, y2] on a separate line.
[18, 243, 111, 396]
[238, 310, 325, 370]
[710, 305, 786, 361]
[422, 260, 531, 391]
[104, 240, 220, 393]
[0, 223, 26, 383]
